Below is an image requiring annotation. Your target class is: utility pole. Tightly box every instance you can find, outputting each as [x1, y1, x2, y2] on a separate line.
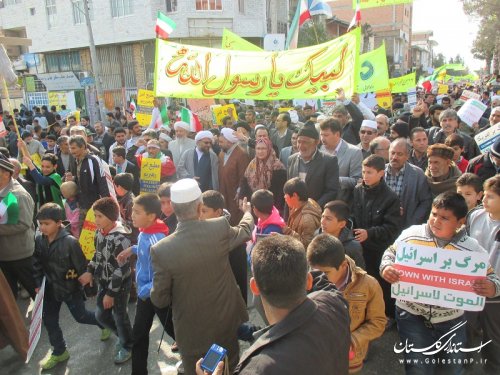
[82, 0, 106, 122]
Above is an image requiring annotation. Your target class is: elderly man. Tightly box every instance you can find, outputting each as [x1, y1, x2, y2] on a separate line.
[385, 139, 432, 229]
[375, 114, 390, 137]
[428, 109, 480, 160]
[177, 130, 219, 192]
[330, 88, 364, 145]
[425, 144, 462, 197]
[369, 137, 390, 162]
[218, 128, 250, 225]
[408, 127, 429, 171]
[169, 121, 196, 165]
[319, 118, 362, 204]
[0, 156, 37, 300]
[151, 178, 252, 375]
[288, 126, 339, 207]
[358, 120, 378, 159]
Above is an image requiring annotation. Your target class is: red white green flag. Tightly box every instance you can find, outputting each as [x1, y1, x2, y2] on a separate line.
[0, 192, 19, 224]
[180, 107, 202, 133]
[155, 11, 176, 39]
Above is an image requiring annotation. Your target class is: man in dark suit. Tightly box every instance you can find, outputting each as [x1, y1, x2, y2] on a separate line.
[151, 178, 253, 375]
[111, 146, 140, 196]
[270, 112, 293, 154]
[287, 126, 340, 207]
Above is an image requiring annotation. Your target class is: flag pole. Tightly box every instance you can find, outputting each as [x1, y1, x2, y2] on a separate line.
[1, 77, 21, 140]
[312, 19, 320, 45]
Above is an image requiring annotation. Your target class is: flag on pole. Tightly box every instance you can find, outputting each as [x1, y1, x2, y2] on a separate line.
[0, 192, 19, 224]
[285, 1, 332, 49]
[160, 103, 170, 128]
[180, 107, 202, 133]
[348, 0, 361, 31]
[308, 0, 333, 17]
[155, 11, 176, 39]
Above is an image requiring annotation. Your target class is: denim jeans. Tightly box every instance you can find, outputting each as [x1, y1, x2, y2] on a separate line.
[395, 306, 466, 375]
[95, 278, 133, 350]
[43, 290, 101, 355]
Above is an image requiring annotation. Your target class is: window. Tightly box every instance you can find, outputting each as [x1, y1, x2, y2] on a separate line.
[45, 51, 82, 73]
[111, 0, 133, 18]
[45, 0, 57, 29]
[166, 0, 177, 12]
[4, 0, 22, 6]
[72, 0, 94, 24]
[195, 0, 222, 11]
[238, 0, 244, 14]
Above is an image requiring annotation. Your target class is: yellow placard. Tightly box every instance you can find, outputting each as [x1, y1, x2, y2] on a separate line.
[79, 208, 97, 260]
[279, 107, 294, 113]
[438, 84, 449, 95]
[376, 90, 392, 109]
[137, 89, 155, 107]
[136, 89, 155, 126]
[154, 28, 361, 99]
[355, 0, 413, 9]
[357, 43, 390, 93]
[31, 153, 42, 168]
[389, 72, 416, 93]
[140, 158, 162, 194]
[48, 92, 68, 109]
[212, 104, 237, 125]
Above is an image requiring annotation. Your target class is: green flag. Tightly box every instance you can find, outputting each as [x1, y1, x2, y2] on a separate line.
[354, 0, 413, 9]
[222, 29, 262, 51]
[357, 43, 389, 93]
[0, 192, 19, 225]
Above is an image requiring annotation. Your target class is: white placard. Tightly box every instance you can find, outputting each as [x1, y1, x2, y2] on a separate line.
[457, 99, 487, 127]
[26, 277, 45, 363]
[460, 90, 481, 102]
[475, 123, 500, 154]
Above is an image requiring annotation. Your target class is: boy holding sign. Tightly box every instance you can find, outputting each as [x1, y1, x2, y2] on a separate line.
[380, 192, 500, 374]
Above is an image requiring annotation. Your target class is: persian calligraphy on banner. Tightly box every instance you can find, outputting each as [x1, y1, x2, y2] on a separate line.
[354, 0, 413, 9]
[389, 72, 415, 93]
[154, 28, 360, 99]
[475, 123, 500, 154]
[140, 158, 162, 194]
[79, 209, 97, 260]
[136, 89, 155, 126]
[357, 43, 389, 93]
[222, 28, 262, 52]
[392, 242, 488, 311]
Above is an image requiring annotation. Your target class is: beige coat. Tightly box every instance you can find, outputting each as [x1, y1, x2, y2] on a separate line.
[150, 212, 253, 365]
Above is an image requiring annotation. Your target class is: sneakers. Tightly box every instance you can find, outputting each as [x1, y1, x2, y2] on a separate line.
[100, 328, 112, 341]
[40, 350, 70, 370]
[114, 347, 131, 364]
[175, 360, 185, 374]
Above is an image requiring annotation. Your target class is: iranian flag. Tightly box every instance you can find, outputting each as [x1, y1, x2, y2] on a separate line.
[180, 107, 202, 133]
[156, 11, 176, 39]
[0, 192, 19, 224]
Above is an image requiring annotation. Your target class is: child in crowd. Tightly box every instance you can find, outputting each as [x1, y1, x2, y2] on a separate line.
[352, 155, 401, 321]
[33, 203, 104, 370]
[251, 189, 285, 238]
[23, 153, 63, 209]
[158, 182, 178, 233]
[381, 192, 500, 375]
[283, 177, 322, 248]
[307, 234, 386, 373]
[60, 181, 80, 238]
[116, 194, 174, 375]
[78, 197, 133, 365]
[456, 172, 484, 212]
[113, 173, 137, 239]
[445, 133, 469, 173]
[466, 175, 500, 374]
[320, 200, 365, 269]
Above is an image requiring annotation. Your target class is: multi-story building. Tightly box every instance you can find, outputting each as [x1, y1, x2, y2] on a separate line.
[327, 0, 413, 76]
[411, 30, 437, 75]
[0, 0, 287, 120]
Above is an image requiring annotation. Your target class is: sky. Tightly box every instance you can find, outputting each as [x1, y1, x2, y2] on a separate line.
[412, 0, 482, 71]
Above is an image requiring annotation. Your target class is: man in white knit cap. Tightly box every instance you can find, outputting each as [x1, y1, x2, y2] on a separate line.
[169, 121, 196, 165]
[357, 120, 378, 159]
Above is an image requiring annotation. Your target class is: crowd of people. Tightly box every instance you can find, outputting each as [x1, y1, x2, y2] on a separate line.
[0, 80, 499, 375]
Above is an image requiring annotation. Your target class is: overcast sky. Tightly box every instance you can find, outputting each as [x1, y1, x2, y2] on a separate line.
[412, 0, 482, 70]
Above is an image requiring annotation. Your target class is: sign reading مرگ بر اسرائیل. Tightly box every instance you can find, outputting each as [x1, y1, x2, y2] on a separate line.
[154, 28, 360, 99]
[392, 242, 489, 311]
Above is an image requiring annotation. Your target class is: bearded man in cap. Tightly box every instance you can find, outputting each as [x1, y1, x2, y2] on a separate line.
[177, 131, 219, 192]
[151, 179, 253, 375]
[169, 121, 196, 165]
[0, 156, 37, 299]
[426, 144, 462, 197]
[218, 128, 250, 225]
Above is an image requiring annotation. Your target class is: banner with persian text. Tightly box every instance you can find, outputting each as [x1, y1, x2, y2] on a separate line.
[354, 0, 413, 9]
[389, 72, 416, 93]
[154, 28, 360, 99]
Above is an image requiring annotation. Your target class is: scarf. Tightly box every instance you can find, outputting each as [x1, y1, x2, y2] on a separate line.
[244, 138, 285, 191]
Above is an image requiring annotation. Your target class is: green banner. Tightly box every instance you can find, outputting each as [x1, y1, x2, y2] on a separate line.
[154, 28, 361, 99]
[355, 0, 413, 9]
[222, 29, 262, 52]
[357, 43, 389, 93]
[389, 72, 416, 93]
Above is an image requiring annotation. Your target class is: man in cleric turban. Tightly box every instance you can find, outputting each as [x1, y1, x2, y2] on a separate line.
[218, 127, 250, 225]
[169, 121, 196, 165]
[177, 130, 219, 192]
[151, 178, 252, 375]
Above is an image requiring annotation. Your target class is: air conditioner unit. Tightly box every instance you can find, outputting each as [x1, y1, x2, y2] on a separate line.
[77, 71, 89, 80]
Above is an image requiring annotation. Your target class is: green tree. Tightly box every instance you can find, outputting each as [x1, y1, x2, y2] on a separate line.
[297, 18, 330, 48]
[433, 53, 446, 68]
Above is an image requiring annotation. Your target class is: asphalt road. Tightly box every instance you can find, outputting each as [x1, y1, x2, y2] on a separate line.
[0, 295, 488, 375]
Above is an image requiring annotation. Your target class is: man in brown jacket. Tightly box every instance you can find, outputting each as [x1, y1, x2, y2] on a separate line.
[283, 177, 322, 248]
[150, 178, 253, 375]
[218, 127, 250, 225]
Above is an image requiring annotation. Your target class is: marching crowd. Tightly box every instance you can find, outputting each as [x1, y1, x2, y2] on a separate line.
[0, 80, 500, 375]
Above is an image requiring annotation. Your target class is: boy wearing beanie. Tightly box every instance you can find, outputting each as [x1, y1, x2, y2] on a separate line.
[78, 197, 133, 365]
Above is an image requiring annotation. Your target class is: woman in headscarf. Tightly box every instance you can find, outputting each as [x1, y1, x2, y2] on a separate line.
[239, 137, 287, 214]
